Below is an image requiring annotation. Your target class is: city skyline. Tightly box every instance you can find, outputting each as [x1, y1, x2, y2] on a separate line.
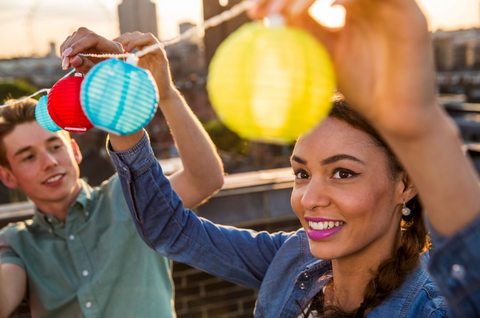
[0, 0, 478, 59]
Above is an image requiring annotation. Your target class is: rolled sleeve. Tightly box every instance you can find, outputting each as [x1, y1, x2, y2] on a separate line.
[427, 213, 480, 316]
[107, 131, 155, 182]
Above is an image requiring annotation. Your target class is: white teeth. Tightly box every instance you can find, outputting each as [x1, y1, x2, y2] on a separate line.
[45, 175, 62, 183]
[308, 220, 344, 230]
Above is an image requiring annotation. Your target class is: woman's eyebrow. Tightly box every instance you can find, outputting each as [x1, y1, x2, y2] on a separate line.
[291, 155, 306, 164]
[321, 154, 365, 166]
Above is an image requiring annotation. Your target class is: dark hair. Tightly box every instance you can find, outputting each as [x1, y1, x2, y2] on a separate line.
[302, 96, 430, 318]
[0, 98, 38, 168]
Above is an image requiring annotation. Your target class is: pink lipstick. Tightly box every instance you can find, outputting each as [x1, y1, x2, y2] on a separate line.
[305, 217, 345, 241]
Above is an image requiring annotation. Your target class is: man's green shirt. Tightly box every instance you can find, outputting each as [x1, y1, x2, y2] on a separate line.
[0, 176, 175, 318]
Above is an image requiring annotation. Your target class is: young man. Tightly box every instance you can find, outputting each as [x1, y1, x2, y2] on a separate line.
[0, 30, 224, 318]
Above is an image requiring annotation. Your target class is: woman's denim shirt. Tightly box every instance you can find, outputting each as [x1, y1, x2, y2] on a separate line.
[108, 133, 480, 318]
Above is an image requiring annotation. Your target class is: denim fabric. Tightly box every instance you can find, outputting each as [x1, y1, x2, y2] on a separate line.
[108, 133, 458, 318]
[427, 215, 480, 317]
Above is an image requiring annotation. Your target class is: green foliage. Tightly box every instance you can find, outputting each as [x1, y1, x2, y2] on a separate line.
[202, 119, 249, 155]
[0, 80, 39, 103]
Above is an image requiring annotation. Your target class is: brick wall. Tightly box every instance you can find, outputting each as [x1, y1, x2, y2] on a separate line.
[9, 216, 302, 318]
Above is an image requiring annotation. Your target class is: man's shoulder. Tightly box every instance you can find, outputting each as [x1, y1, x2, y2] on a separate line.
[1, 219, 36, 236]
[0, 219, 38, 250]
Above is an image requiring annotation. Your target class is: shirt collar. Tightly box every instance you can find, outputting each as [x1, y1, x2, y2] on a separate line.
[32, 178, 94, 233]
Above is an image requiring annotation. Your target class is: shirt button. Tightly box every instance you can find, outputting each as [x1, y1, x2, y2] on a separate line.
[85, 211, 90, 217]
[299, 283, 306, 290]
[85, 302, 92, 308]
[47, 217, 53, 223]
[48, 229, 53, 233]
[82, 270, 89, 277]
[303, 272, 309, 278]
[451, 264, 466, 280]
[69, 235, 75, 240]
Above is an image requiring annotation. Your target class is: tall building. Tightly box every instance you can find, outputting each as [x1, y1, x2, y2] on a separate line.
[118, 0, 159, 38]
[202, 0, 251, 66]
[432, 29, 480, 72]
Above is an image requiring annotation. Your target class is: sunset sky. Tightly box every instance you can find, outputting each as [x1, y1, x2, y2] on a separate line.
[0, 0, 478, 58]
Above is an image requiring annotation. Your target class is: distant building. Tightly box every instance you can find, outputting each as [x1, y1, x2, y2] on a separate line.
[0, 42, 63, 88]
[118, 0, 159, 38]
[202, 0, 251, 66]
[433, 29, 480, 72]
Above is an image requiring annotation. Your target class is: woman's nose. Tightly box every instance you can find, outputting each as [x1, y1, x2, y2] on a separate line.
[300, 179, 331, 211]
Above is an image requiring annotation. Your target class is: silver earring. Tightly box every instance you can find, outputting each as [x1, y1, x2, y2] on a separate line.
[402, 199, 411, 216]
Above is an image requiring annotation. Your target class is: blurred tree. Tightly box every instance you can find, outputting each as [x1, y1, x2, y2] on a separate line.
[202, 119, 249, 155]
[0, 80, 39, 103]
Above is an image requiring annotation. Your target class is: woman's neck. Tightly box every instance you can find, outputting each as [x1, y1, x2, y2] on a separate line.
[326, 230, 401, 312]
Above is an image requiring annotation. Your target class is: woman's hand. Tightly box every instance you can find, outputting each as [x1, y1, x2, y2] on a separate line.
[60, 27, 124, 75]
[60, 28, 176, 101]
[113, 32, 177, 101]
[250, 0, 436, 139]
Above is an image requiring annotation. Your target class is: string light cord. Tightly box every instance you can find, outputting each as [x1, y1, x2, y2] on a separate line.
[0, 0, 254, 108]
[79, 0, 255, 59]
[0, 69, 76, 108]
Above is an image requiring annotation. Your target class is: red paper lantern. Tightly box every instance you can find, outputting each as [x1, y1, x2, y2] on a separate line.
[48, 74, 93, 132]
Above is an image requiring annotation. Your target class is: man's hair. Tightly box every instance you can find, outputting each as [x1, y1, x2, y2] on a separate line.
[0, 98, 39, 168]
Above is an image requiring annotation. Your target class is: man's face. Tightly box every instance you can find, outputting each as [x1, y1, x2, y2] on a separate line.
[0, 121, 82, 209]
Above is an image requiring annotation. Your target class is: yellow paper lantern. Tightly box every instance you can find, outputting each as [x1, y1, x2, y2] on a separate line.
[207, 21, 336, 144]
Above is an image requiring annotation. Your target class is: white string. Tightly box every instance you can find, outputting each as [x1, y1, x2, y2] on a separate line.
[0, 0, 255, 108]
[0, 69, 76, 108]
[79, 0, 255, 59]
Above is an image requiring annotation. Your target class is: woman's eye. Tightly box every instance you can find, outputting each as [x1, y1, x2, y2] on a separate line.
[332, 169, 357, 179]
[294, 170, 310, 180]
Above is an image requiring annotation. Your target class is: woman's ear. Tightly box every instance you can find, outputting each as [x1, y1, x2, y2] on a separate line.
[400, 172, 418, 203]
[0, 166, 18, 189]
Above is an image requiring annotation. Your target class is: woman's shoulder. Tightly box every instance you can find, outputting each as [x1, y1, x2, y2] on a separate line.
[406, 277, 449, 318]
[370, 256, 449, 318]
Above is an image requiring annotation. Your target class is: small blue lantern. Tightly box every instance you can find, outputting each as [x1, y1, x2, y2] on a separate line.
[35, 95, 61, 132]
[80, 58, 159, 135]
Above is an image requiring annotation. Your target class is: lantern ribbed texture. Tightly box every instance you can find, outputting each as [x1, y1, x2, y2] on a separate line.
[80, 58, 159, 135]
[207, 22, 336, 144]
[48, 75, 93, 132]
[35, 96, 61, 132]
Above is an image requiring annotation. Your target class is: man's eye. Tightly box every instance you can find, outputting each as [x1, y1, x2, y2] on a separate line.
[23, 155, 35, 162]
[294, 170, 310, 179]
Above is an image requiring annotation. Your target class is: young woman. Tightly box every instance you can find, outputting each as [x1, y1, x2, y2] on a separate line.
[108, 98, 445, 317]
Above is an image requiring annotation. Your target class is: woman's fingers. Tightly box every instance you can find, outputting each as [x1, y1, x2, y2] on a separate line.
[59, 27, 123, 74]
[114, 32, 163, 55]
[249, 0, 316, 19]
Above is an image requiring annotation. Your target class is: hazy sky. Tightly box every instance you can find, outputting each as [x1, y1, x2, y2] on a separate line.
[0, 0, 478, 58]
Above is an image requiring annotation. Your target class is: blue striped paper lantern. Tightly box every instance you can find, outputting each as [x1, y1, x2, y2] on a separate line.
[35, 95, 61, 132]
[80, 58, 159, 135]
